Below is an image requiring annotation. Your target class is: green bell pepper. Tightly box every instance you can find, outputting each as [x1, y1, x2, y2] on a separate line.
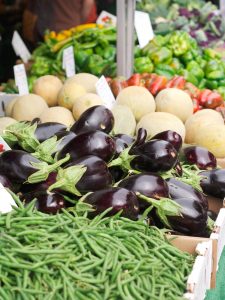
[169, 58, 183, 72]
[103, 45, 116, 61]
[198, 79, 206, 89]
[154, 64, 175, 79]
[205, 79, 218, 90]
[150, 47, 172, 65]
[217, 86, 225, 99]
[218, 79, 225, 87]
[205, 60, 224, 80]
[134, 57, 154, 73]
[75, 50, 90, 68]
[182, 70, 199, 86]
[180, 51, 193, 64]
[83, 54, 108, 76]
[203, 48, 222, 60]
[134, 46, 142, 58]
[169, 31, 191, 56]
[187, 61, 204, 82]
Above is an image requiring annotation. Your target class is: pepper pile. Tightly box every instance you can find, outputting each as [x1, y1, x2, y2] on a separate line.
[136, 31, 225, 98]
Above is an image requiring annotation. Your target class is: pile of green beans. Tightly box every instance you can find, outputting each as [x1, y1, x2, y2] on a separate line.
[0, 200, 193, 300]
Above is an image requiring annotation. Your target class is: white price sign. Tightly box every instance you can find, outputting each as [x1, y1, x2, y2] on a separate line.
[12, 31, 31, 63]
[0, 183, 17, 214]
[135, 11, 154, 48]
[63, 46, 75, 78]
[96, 11, 117, 26]
[95, 76, 116, 109]
[13, 64, 29, 95]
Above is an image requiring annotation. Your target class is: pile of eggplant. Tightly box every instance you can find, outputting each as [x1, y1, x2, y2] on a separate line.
[0, 105, 224, 237]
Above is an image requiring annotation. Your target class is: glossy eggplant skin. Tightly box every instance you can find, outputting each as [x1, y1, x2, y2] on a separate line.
[113, 137, 129, 157]
[65, 155, 112, 193]
[0, 174, 13, 190]
[20, 172, 58, 195]
[167, 178, 208, 211]
[207, 210, 217, 221]
[200, 169, 225, 199]
[167, 197, 208, 236]
[84, 187, 139, 220]
[35, 122, 67, 143]
[0, 150, 41, 184]
[54, 131, 76, 153]
[118, 173, 169, 211]
[114, 134, 134, 146]
[151, 130, 182, 152]
[183, 146, 217, 170]
[70, 105, 114, 135]
[130, 139, 178, 172]
[23, 192, 65, 214]
[57, 130, 116, 162]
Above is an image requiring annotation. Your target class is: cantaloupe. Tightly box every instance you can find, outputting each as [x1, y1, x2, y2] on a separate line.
[112, 104, 136, 136]
[66, 73, 99, 93]
[0, 117, 17, 135]
[33, 75, 63, 106]
[57, 81, 86, 110]
[12, 94, 48, 121]
[5, 97, 18, 117]
[116, 86, 155, 121]
[72, 93, 103, 120]
[40, 107, 74, 127]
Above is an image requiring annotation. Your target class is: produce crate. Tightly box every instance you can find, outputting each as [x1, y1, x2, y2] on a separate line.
[169, 235, 215, 300]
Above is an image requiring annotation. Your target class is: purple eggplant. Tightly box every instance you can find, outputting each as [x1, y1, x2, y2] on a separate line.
[54, 130, 76, 153]
[113, 136, 130, 157]
[167, 197, 208, 236]
[166, 178, 208, 211]
[56, 155, 112, 194]
[118, 173, 169, 211]
[182, 146, 217, 170]
[114, 134, 134, 146]
[109, 167, 126, 183]
[70, 105, 114, 135]
[0, 150, 42, 184]
[207, 210, 217, 221]
[0, 174, 13, 190]
[20, 172, 58, 195]
[173, 160, 183, 177]
[35, 122, 67, 143]
[151, 130, 182, 152]
[23, 192, 66, 214]
[57, 130, 116, 162]
[130, 139, 178, 172]
[84, 187, 139, 220]
[200, 169, 225, 199]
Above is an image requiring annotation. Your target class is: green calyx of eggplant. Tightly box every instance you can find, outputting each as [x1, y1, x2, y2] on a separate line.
[136, 193, 182, 228]
[27, 153, 70, 184]
[108, 145, 137, 172]
[48, 165, 87, 196]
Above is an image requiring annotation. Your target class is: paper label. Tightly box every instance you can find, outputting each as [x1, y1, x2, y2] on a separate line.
[13, 64, 29, 95]
[135, 11, 154, 48]
[12, 31, 31, 63]
[0, 136, 11, 153]
[62, 46, 75, 78]
[0, 183, 17, 214]
[96, 11, 117, 26]
[95, 76, 116, 109]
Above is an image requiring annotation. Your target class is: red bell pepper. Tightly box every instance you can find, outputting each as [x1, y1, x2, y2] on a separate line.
[145, 74, 168, 96]
[198, 90, 223, 109]
[166, 76, 186, 89]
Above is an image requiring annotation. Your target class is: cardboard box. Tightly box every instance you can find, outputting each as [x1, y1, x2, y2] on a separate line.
[169, 235, 215, 300]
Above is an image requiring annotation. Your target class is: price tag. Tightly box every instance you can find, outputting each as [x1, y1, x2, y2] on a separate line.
[96, 11, 117, 26]
[135, 11, 154, 48]
[62, 46, 75, 78]
[95, 76, 116, 109]
[12, 31, 31, 63]
[13, 64, 29, 95]
[0, 136, 11, 153]
[0, 183, 17, 214]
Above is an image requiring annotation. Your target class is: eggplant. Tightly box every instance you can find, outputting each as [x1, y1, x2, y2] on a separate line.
[20, 172, 58, 195]
[130, 139, 178, 172]
[0, 150, 42, 184]
[182, 146, 217, 170]
[200, 169, 225, 199]
[84, 187, 139, 220]
[54, 130, 76, 153]
[35, 122, 67, 143]
[109, 166, 126, 183]
[151, 130, 182, 152]
[167, 197, 208, 236]
[207, 210, 217, 221]
[0, 174, 13, 190]
[118, 173, 169, 211]
[70, 105, 114, 135]
[166, 178, 208, 211]
[23, 192, 66, 214]
[114, 134, 134, 146]
[57, 130, 116, 162]
[173, 160, 183, 177]
[113, 136, 130, 157]
[59, 155, 112, 194]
